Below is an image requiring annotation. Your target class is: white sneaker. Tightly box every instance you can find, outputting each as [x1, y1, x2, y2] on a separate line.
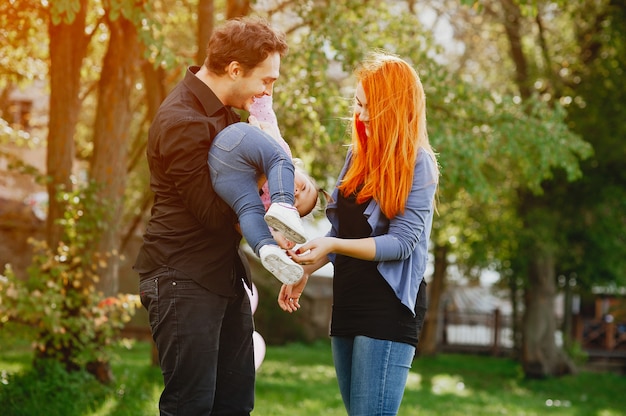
[259, 245, 304, 285]
[264, 202, 307, 244]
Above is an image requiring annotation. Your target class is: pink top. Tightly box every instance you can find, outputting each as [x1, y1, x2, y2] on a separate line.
[249, 95, 292, 210]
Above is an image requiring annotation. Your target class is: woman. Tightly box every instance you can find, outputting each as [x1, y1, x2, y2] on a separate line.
[278, 52, 439, 415]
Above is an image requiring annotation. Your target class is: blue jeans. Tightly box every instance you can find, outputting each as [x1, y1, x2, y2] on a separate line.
[139, 268, 255, 415]
[208, 122, 294, 255]
[331, 335, 416, 416]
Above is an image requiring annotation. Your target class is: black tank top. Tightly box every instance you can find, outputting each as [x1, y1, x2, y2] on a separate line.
[329, 190, 419, 347]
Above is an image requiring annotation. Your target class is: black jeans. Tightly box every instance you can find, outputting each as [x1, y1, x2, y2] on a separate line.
[140, 268, 255, 415]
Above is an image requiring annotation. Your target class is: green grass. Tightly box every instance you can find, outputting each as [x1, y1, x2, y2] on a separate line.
[1, 333, 625, 416]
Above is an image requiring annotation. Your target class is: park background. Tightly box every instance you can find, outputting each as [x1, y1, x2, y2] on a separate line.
[1, 0, 625, 414]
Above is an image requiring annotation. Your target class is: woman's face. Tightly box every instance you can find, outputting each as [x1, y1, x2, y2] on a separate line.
[354, 82, 370, 137]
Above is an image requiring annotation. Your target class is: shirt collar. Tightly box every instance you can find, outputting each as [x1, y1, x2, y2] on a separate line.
[184, 66, 233, 118]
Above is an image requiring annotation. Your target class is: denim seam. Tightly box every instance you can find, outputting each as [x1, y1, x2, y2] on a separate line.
[378, 341, 392, 415]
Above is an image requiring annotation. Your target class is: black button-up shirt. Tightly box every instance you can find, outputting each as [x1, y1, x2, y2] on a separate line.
[134, 66, 247, 296]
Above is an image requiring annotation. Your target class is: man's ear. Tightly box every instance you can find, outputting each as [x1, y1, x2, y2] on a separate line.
[225, 61, 242, 80]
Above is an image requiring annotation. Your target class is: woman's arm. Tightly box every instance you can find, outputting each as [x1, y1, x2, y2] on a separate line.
[291, 236, 376, 265]
[372, 150, 438, 261]
[279, 236, 376, 312]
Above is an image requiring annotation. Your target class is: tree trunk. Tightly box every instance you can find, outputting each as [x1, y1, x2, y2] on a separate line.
[522, 251, 576, 378]
[120, 59, 167, 253]
[226, 0, 251, 19]
[419, 243, 448, 355]
[500, 0, 531, 100]
[46, 0, 89, 248]
[196, 0, 214, 65]
[500, 0, 577, 378]
[141, 59, 167, 126]
[508, 272, 522, 355]
[90, 14, 139, 296]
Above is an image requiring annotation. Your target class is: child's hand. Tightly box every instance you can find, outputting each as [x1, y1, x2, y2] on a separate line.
[248, 114, 261, 128]
[259, 121, 280, 140]
[249, 115, 280, 139]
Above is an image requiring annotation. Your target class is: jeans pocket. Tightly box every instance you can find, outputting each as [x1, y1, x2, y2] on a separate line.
[139, 276, 160, 330]
[214, 123, 246, 152]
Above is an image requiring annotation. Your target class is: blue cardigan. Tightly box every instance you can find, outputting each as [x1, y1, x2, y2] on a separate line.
[326, 146, 438, 315]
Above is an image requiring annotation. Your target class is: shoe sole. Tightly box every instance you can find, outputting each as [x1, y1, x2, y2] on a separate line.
[264, 214, 307, 244]
[261, 253, 304, 285]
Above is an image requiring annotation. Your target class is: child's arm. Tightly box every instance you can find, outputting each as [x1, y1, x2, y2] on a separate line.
[250, 95, 292, 213]
[249, 115, 281, 141]
[249, 94, 279, 125]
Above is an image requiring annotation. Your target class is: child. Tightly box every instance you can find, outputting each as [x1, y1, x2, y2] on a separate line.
[251, 95, 307, 250]
[250, 95, 320, 244]
[208, 97, 318, 285]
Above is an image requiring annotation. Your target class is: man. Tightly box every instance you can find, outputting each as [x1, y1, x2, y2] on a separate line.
[135, 17, 288, 415]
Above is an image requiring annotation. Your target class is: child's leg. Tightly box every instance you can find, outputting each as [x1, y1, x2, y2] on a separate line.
[208, 123, 281, 254]
[210, 122, 306, 244]
[212, 122, 296, 204]
[208, 123, 305, 284]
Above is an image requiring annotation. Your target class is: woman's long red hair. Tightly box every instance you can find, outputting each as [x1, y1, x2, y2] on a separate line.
[339, 53, 435, 218]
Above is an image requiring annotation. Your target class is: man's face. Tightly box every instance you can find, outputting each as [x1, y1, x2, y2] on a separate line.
[231, 52, 281, 111]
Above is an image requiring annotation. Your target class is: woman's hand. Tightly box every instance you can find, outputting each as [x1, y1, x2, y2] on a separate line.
[278, 275, 309, 313]
[288, 237, 335, 265]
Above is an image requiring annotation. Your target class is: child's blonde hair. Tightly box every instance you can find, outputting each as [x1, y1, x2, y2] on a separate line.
[293, 158, 330, 217]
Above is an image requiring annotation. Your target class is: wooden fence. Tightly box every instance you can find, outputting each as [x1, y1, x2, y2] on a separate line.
[438, 309, 626, 360]
[573, 315, 626, 353]
[438, 308, 515, 356]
